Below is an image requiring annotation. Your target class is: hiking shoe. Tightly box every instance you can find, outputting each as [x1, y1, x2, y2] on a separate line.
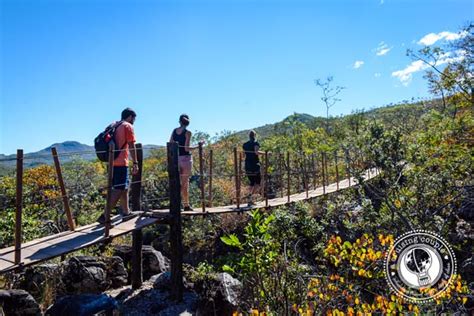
[183, 206, 194, 212]
[97, 213, 106, 224]
[120, 211, 139, 222]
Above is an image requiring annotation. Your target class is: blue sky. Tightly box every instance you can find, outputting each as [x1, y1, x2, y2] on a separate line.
[1, 0, 472, 154]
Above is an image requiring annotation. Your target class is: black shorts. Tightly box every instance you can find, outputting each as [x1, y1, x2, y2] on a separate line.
[113, 166, 129, 190]
[245, 164, 261, 186]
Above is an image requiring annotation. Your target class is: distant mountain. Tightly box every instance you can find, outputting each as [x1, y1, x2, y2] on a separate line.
[0, 141, 163, 171]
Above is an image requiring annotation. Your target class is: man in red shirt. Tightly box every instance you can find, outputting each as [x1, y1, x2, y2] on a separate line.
[98, 108, 139, 223]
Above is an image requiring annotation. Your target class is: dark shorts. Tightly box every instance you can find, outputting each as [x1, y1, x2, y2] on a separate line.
[245, 164, 261, 186]
[113, 166, 129, 190]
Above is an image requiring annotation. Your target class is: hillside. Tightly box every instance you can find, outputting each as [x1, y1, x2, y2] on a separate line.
[232, 98, 436, 142]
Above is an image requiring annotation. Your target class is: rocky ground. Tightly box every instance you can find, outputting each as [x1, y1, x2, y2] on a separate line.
[0, 244, 242, 316]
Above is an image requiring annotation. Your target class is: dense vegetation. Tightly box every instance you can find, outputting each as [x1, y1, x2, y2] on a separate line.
[0, 23, 472, 315]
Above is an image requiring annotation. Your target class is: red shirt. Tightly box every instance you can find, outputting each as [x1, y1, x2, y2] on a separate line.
[113, 121, 136, 167]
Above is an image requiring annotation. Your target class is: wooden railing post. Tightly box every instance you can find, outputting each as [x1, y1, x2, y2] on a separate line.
[312, 154, 316, 190]
[198, 143, 205, 212]
[287, 152, 290, 203]
[14, 149, 23, 265]
[304, 155, 309, 198]
[345, 149, 351, 187]
[208, 149, 213, 207]
[334, 151, 339, 191]
[279, 153, 284, 198]
[104, 142, 114, 237]
[233, 147, 240, 209]
[324, 151, 329, 186]
[51, 147, 75, 231]
[131, 144, 143, 290]
[167, 142, 183, 301]
[238, 151, 242, 203]
[264, 151, 269, 207]
[321, 152, 326, 194]
[130, 143, 143, 213]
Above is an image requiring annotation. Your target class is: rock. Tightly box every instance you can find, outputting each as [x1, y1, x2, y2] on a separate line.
[21, 264, 60, 300]
[462, 255, 474, 282]
[150, 272, 171, 290]
[143, 246, 170, 279]
[216, 273, 242, 308]
[196, 272, 242, 315]
[59, 256, 128, 295]
[102, 256, 128, 288]
[60, 256, 109, 295]
[45, 294, 118, 316]
[109, 281, 198, 316]
[1, 289, 41, 316]
[113, 245, 170, 280]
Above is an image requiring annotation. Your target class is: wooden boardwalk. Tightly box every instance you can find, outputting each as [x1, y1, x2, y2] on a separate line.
[0, 169, 376, 274]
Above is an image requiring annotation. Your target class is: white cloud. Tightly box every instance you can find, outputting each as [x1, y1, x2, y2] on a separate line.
[417, 31, 468, 46]
[374, 73, 381, 78]
[353, 60, 364, 69]
[391, 51, 465, 86]
[375, 41, 392, 56]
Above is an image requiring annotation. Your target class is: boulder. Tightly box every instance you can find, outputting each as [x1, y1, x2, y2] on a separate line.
[60, 256, 109, 294]
[45, 294, 118, 316]
[21, 264, 60, 300]
[150, 272, 171, 290]
[216, 273, 242, 308]
[113, 245, 170, 280]
[1, 289, 41, 316]
[196, 272, 242, 315]
[102, 256, 128, 288]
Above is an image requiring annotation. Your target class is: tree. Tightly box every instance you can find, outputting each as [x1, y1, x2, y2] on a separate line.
[407, 23, 473, 115]
[314, 76, 345, 134]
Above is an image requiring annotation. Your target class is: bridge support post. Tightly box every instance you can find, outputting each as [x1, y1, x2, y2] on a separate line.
[167, 142, 183, 301]
[131, 229, 143, 289]
[131, 144, 143, 289]
[51, 147, 75, 231]
[14, 149, 23, 265]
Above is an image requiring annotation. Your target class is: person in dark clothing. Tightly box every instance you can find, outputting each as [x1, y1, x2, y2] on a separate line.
[170, 114, 203, 211]
[243, 130, 265, 206]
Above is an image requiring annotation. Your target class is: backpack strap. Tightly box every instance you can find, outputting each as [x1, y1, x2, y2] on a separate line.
[112, 121, 127, 152]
